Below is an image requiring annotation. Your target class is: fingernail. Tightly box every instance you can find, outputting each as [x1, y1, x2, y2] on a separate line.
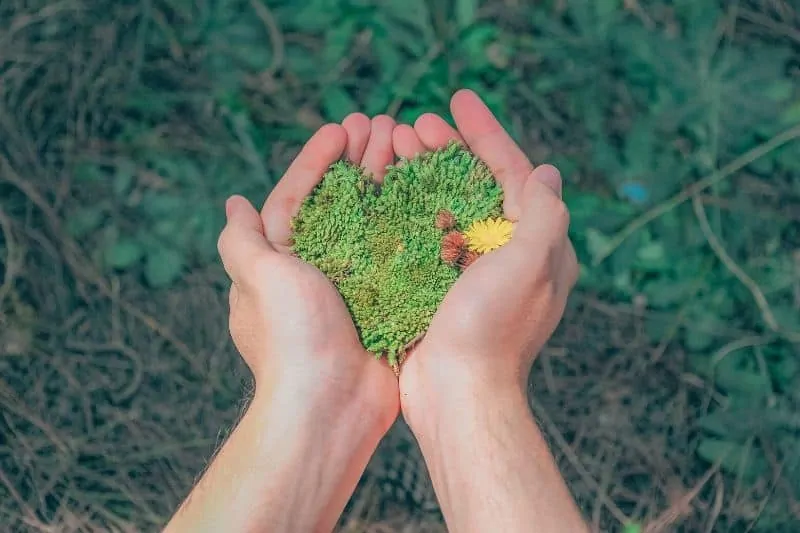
[535, 164, 562, 197]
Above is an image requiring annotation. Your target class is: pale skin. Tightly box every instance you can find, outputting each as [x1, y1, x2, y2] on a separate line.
[164, 90, 588, 533]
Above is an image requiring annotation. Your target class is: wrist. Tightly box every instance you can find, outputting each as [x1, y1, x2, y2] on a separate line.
[253, 350, 398, 438]
[401, 352, 530, 439]
[209, 374, 390, 533]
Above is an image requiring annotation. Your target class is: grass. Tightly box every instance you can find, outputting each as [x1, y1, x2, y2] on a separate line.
[1, 0, 800, 531]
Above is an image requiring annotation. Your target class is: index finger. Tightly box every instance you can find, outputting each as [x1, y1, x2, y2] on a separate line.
[261, 124, 347, 253]
[450, 89, 533, 220]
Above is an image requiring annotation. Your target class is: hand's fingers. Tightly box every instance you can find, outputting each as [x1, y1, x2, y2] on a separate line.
[450, 89, 533, 220]
[361, 115, 396, 182]
[261, 124, 347, 252]
[393, 124, 426, 160]
[413, 113, 463, 149]
[218, 195, 275, 287]
[510, 165, 568, 247]
[342, 113, 371, 163]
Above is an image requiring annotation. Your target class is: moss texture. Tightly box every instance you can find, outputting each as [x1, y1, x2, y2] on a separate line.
[291, 142, 503, 367]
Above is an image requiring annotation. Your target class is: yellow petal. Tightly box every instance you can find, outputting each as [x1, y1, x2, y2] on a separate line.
[464, 217, 514, 253]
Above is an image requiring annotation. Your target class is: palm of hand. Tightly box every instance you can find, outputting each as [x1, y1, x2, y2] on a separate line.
[240, 254, 365, 374]
[272, 254, 401, 406]
[423, 247, 542, 359]
[392, 90, 577, 407]
[222, 116, 401, 418]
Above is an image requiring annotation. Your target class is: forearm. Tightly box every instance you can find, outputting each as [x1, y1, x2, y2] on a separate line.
[408, 375, 588, 533]
[164, 384, 387, 533]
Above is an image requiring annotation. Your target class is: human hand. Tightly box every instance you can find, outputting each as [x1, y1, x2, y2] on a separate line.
[393, 90, 579, 423]
[217, 115, 400, 428]
[166, 121, 402, 533]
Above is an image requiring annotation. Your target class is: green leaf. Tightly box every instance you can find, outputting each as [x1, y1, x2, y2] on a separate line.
[683, 304, 725, 352]
[772, 303, 800, 333]
[781, 100, 800, 125]
[697, 404, 800, 439]
[323, 19, 357, 64]
[765, 80, 793, 102]
[142, 194, 184, 217]
[591, 139, 621, 175]
[113, 163, 136, 198]
[382, 0, 433, 41]
[290, 1, 341, 31]
[636, 241, 666, 267]
[696, 411, 732, 437]
[459, 24, 497, 68]
[776, 144, 800, 172]
[748, 155, 774, 175]
[770, 350, 798, 386]
[67, 207, 105, 238]
[105, 239, 144, 269]
[365, 88, 392, 116]
[708, 288, 736, 318]
[74, 162, 105, 183]
[322, 87, 358, 121]
[642, 279, 691, 309]
[594, 0, 621, 31]
[686, 330, 716, 352]
[284, 44, 321, 78]
[696, 437, 766, 480]
[585, 228, 611, 263]
[623, 120, 656, 178]
[152, 218, 180, 239]
[374, 39, 403, 83]
[644, 314, 671, 342]
[715, 361, 772, 398]
[455, 0, 478, 29]
[144, 247, 185, 288]
[622, 524, 642, 533]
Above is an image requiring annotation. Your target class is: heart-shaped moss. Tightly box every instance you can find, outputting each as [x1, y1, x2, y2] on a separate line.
[291, 142, 507, 369]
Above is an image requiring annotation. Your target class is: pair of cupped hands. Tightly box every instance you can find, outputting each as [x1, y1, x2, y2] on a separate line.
[217, 89, 578, 436]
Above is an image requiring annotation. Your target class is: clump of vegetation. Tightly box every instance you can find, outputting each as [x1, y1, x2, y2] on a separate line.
[292, 142, 511, 368]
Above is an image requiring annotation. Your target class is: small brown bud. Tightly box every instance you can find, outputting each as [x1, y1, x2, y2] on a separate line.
[440, 231, 466, 264]
[441, 230, 466, 249]
[458, 250, 480, 270]
[440, 243, 462, 264]
[435, 210, 456, 230]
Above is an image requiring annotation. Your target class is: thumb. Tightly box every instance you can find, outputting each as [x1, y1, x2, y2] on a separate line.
[511, 165, 569, 247]
[217, 195, 274, 285]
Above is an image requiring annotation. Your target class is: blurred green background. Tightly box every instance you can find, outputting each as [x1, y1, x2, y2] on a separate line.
[1, 0, 799, 531]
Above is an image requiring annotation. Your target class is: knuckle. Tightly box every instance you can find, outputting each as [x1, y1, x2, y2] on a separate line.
[548, 197, 570, 230]
[528, 194, 570, 237]
[216, 226, 231, 257]
[567, 244, 580, 288]
[525, 251, 557, 292]
[528, 273, 559, 314]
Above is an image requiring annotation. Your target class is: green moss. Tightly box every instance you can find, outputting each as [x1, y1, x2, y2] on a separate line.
[292, 142, 503, 366]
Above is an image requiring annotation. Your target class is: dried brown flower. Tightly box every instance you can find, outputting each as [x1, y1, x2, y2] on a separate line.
[458, 250, 481, 270]
[435, 210, 456, 230]
[440, 231, 466, 264]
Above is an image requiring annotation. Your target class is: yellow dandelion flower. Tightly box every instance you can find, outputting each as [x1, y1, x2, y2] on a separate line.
[464, 217, 514, 253]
